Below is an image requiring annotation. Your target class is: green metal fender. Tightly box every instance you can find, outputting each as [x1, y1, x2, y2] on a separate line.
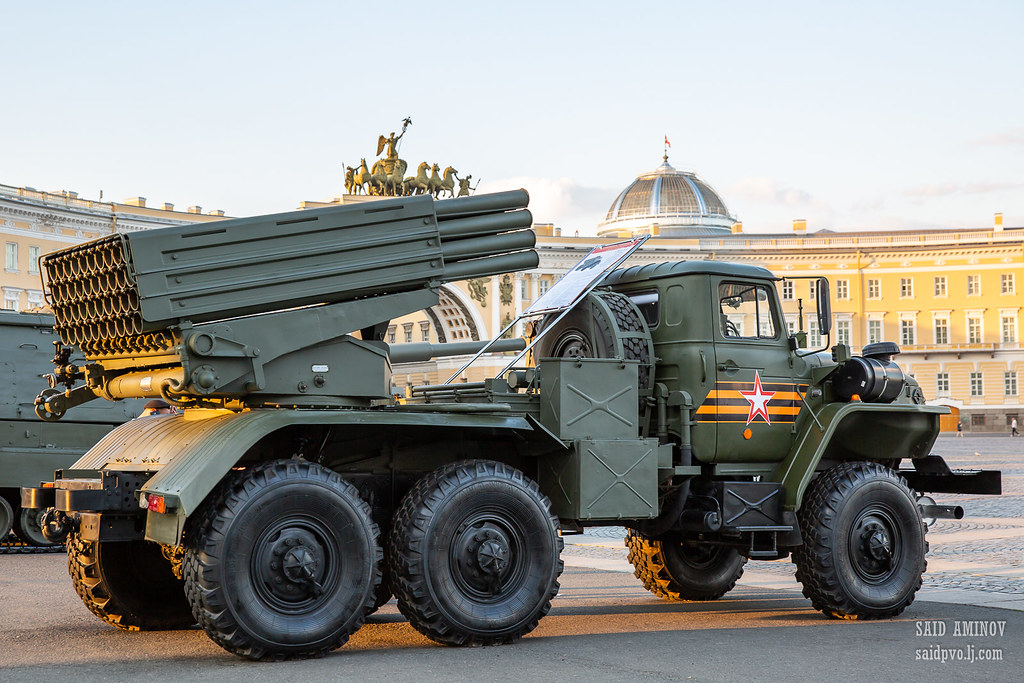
[69, 407, 558, 545]
[772, 402, 948, 511]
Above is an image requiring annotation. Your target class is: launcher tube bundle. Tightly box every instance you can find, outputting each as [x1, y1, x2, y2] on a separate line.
[36, 190, 535, 418]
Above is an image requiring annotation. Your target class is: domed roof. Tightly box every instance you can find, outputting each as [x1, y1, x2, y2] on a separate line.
[597, 156, 736, 237]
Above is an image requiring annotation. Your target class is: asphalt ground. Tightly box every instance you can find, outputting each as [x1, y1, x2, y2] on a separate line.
[0, 434, 1020, 680]
[0, 555, 1018, 681]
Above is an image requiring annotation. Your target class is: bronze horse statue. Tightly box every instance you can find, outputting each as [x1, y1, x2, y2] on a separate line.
[404, 162, 431, 195]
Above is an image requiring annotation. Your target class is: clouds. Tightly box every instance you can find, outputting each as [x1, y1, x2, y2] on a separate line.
[477, 176, 615, 233]
[971, 130, 1024, 147]
[726, 177, 816, 207]
[903, 181, 1024, 197]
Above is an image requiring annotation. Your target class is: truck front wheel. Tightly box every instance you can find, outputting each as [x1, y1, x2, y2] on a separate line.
[793, 461, 926, 619]
[389, 460, 563, 646]
[182, 459, 382, 660]
[625, 530, 747, 600]
[67, 533, 194, 630]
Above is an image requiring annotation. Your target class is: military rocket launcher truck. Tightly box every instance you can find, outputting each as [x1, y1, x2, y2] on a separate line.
[1, 310, 141, 547]
[23, 190, 1000, 660]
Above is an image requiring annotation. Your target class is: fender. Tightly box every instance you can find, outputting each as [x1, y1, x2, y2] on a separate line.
[68, 408, 560, 545]
[772, 402, 948, 511]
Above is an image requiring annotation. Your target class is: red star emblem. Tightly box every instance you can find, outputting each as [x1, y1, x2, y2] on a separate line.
[738, 371, 776, 425]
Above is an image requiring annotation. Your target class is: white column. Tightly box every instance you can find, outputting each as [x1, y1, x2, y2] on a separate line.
[490, 275, 500, 339]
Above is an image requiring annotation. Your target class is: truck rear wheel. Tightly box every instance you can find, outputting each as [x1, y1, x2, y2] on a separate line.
[0, 496, 12, 541]
[625, 530, 747, 600]
[793, 461, 926, 619]
[15, 507, 61, 547]
[389, 460, 563, 646]
[67, 533, 194, 630]
[182, 459, 381, 660]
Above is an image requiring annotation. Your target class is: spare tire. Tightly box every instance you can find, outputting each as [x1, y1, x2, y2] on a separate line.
[534, 291, 654, 390]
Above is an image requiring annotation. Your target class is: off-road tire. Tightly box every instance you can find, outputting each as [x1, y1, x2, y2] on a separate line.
[67, 533, 194, 630]
[793, 461, 927, 619]
[535, 291, 653, 389]
[625, 530, 747, 600]
[369, 564, 392, 612]
[0, 496, 13, 541]
[14, 506, 61, 547]
[182, 459, 381, 660]
[389, 460, 563, 646]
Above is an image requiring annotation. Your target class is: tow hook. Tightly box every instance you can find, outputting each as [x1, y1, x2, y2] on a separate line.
[40, 509, 76, 544]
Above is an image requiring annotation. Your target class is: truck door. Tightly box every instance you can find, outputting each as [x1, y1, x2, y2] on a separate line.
[709, 278, 798, 462]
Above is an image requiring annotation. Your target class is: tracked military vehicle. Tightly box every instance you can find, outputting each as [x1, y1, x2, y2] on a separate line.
[23, 190, 1000, 659]
[1, 310, 140, 547]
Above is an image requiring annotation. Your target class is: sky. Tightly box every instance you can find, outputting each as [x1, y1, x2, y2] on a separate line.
[2, 1, 1022, 235]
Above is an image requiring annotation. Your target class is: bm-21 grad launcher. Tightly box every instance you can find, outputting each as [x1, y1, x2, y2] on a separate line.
[23, 189, 1001, 661]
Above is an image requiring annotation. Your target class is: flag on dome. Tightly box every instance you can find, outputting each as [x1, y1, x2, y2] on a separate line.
[664, 136, 671, 148]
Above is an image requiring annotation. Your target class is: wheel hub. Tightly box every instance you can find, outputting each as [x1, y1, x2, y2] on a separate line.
[864, 523, 892, 562]
[454, 522, 514, 595]
[259, 528, 326, 602]
[850, 509, 902, 584]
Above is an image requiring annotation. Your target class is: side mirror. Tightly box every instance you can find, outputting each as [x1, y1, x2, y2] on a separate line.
[816, 277, 831, 334]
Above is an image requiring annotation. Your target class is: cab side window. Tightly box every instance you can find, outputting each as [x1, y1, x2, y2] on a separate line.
[719, 282, 777, 339]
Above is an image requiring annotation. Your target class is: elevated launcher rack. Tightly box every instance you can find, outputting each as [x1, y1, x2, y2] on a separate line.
[36, 190, 536, 419]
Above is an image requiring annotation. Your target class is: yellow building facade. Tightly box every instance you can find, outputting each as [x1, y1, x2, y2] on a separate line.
[2, 170, 1020, 432]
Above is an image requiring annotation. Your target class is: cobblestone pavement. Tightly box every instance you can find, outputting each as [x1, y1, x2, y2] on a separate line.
[561, 434, 1024, 603]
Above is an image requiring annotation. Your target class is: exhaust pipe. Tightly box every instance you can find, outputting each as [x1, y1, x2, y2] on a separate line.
[919, 503, 965, 520]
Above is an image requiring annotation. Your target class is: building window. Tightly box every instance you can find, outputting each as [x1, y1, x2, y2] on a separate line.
[867, 279, 880, 299]
[808, 319, 821, 347]
[934, 276, 946, 297]
[836, 319, 851, 346]
[936, 372, 950, 397]
[1005, 372, 1019, 396]
[934, 316, 949, 345]
[2, 285, 20, 311]
[5, 242, 17, 271]
[28, 246, 40, 275]
[967, 316, 983, 344]
[420, 321, 430, 342]
[967, 274, 980, 296]
[785, 316, 796, 335]
[387, 325, 396, 344]
[867, 319, 882, 345]
[1001, 273, 1015, 294]
[836, 279, 849, 300]
[970, 372, 983, 397]
[520, 278, 529, 300]
[403, 323, 413, 344]
[538, 279, 550, 297]
[899, 277, 913, 298]
[972, 414, 985, 426]
[900, 318, 915, 346]
[781, 280, 794, 301]
[1002, 316, 1017, 343]
[809, 280, 817, 300]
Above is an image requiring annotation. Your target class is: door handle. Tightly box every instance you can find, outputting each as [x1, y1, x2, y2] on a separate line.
[699, 350, 706, 383]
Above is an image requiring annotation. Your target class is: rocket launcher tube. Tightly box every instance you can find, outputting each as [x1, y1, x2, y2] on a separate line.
[387, 337, 526, 364]
[440, 251, 540, 281]
[440, 230, 536, 261]
[436, 210, 534, 239]
[434, 189, 529, 218]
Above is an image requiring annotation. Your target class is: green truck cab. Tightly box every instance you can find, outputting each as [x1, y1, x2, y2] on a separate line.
[21, 192, 1000, 659]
